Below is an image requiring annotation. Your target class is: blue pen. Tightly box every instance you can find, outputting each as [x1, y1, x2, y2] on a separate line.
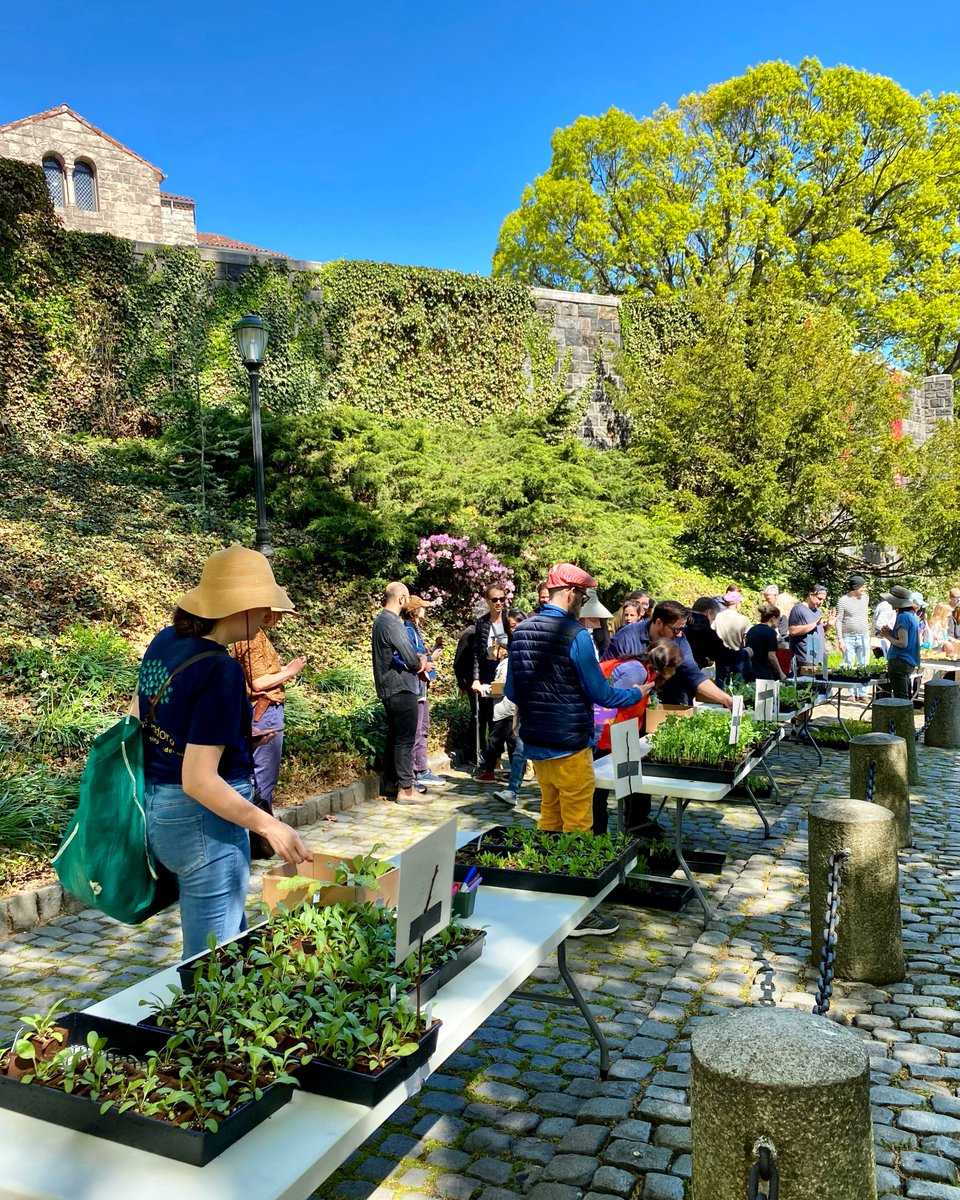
[463, 866, 478, 888]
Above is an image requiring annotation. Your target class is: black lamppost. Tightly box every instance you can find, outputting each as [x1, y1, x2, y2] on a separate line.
[233, 313, 273, 559]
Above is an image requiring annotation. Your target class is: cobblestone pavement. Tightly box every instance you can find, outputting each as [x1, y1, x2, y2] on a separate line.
[2, 711, 960, 1199]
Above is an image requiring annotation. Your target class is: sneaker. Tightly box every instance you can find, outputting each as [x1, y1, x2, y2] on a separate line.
[413, 780, 429, 794]
[493, 789, 518, 806]
[568, 910, 620, 938]
[394, 790, 430, 805]
[417, 771, 445, 784]
[473, 771, 497, 783]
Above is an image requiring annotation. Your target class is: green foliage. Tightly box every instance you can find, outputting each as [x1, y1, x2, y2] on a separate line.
[314, 260, 568, 425]
[494, 58, 960, 373]
[625, 286, 907, 580]
[0, 769, 78, 852]
[648, 712, 775, 766]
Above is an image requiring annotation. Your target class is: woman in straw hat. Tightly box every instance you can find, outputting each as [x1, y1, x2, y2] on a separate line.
[134, 546, 310, 957]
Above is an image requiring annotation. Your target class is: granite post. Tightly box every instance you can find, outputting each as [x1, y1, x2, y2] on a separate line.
[691, 1008, 875, 1200]
[849, 732, 910, 847]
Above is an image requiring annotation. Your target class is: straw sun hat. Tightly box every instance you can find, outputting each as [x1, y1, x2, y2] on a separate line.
[175, 546, 296, 620]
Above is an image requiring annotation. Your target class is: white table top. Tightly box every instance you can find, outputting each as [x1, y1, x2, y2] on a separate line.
[0, 877, 626, 1200]
[592, 754, 733, 801]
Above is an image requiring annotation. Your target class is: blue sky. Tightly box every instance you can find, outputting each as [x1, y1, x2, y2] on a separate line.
[3, 1, 957, 274]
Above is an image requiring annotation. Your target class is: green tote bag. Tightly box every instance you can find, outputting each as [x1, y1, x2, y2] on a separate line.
[52, 712, 175, 924]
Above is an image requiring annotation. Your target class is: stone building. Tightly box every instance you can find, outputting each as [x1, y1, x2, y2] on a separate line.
[0, 103, 281, 254]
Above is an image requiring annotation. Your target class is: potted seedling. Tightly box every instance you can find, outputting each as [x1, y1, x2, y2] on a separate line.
[643, 711, 776, 783]
[262, 844, 400, 912]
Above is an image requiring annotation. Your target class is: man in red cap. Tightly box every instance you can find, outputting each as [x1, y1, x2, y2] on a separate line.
[505, 563, 643, 937]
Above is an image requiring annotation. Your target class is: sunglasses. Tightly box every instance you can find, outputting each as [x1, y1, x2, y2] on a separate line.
[490, 596, 506, 603]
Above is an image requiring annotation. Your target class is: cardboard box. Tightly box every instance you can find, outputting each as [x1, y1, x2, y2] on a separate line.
[644, 704, 695, 735]
[262, 850, 400, 913]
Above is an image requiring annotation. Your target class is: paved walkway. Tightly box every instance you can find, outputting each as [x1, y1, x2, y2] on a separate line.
[1, 721, 959, 1199]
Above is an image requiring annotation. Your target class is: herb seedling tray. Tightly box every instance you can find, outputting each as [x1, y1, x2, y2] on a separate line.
[638, 752, 760, 785]
[417, 931, 486, 1005]
[453, 828, 639, 896]
[293, 1020, 441, 1106]
[177, 923, 268, 992]
[0, 1012, 292, 1166]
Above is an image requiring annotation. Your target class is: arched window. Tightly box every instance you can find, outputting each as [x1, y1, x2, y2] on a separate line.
[72, 160, 97, 211]
[42, 156, 65, 208]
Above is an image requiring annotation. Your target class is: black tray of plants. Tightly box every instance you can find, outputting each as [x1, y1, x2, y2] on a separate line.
[418, 930, 486, 1004]
[0, 1010, 293, 1165]
[641, 712, 777, 784]
[293, 1019, 441, 1106]
[177, 922, 268, 992]
[454, 826, 639, 896]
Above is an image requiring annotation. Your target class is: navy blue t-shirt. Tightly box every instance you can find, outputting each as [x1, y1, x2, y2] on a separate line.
[138, 627, 253, 785]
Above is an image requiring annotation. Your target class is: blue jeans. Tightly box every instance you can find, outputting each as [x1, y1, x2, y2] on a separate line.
[842, 633, 870, 697]
[508, 735, 527, 794]
[145, 779, 252, 960]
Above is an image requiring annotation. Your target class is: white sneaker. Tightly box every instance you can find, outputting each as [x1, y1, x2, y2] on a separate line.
[493, 789, 518, 806]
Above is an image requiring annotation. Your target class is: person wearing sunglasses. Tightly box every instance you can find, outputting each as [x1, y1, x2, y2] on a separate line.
[469, 582, 512, 770]
[505, 563, 644, 937]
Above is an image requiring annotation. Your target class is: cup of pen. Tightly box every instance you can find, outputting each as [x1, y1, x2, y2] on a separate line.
[452, 868, 481, 918]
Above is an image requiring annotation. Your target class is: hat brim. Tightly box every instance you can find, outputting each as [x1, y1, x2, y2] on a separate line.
[175, 579, 295, 620]
[581, 602, 612, 619]
[881, 592, 915, 608]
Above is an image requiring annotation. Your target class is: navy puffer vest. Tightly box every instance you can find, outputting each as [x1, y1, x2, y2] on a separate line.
[510, 612, 593, 752]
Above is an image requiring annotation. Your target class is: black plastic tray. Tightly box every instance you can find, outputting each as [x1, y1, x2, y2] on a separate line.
[293, 1020, 440, 1105]
[610, 878, 695, 912]
[0, 1012, 292, 1166]
[417, 931, 486, 1004]
[177, 923, 268, 992]
[453, 829, 639, 896]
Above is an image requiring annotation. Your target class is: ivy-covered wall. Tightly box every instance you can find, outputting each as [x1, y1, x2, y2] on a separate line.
[0, 157, 571, 447]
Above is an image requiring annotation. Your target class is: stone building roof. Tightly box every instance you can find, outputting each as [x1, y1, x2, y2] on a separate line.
[197, 231, 285, 257]
[159, 190, 195, 205]
[0, 104, 165, 180]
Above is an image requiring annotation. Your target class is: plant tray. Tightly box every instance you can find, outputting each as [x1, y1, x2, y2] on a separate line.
[639, 756, 756, 785]
[453, 828, 640, 896]
[609, 877, 695, 912]
[417, 932, 486, 1005]
[177, 924, 268, 993]
[292, 1020, 441, 1106]
[0, 1012, 292, 1166]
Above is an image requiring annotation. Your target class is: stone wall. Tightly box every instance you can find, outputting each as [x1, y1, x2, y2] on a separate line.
[0, 108, 195, 245]
[159, 195, 197, 245]
[905, 374, 955, 444]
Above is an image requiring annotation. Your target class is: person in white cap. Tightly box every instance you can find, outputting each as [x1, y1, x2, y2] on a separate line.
[135, 546, 310, 958]
[714, 587, 750, 651]
[578, 588, 613, 657]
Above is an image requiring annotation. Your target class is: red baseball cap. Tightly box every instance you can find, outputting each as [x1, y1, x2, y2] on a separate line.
[545, 562, 598, 590]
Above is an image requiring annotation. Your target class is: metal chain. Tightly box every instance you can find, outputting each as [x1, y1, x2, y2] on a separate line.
[888, 717, 896, 734]
[753, 956, 777, 1006]
[812, 848, 852, 1017]
[865, 760, 876, 803]
[747, 1137, 780, 1200]
[916, 694, 940, 741]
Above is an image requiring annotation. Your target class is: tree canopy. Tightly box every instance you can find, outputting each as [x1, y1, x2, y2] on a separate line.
[493, 59, 960, 373]
[625, 285, 908, 581]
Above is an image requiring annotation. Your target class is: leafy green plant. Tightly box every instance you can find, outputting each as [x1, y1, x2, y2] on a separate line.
[0, 769, 78, 851]
[458, 827, 636, 878]
[648, 712, 775, 768]
[332, 845, 392, 889]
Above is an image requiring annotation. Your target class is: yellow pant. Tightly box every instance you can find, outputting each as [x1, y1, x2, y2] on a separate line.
[533, 747, 594, 833]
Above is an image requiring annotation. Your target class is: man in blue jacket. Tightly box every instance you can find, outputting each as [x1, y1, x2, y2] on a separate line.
[506, 562, 643, 936]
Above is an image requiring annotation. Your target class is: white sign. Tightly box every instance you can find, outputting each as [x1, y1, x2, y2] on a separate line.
[394, 817, 458, 964]
[610, 718, 643, 800]
[755, 680, 780, 723]
[729, 694, 745, 744]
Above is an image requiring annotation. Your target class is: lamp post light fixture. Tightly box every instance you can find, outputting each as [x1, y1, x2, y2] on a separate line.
[233, 313, 273, 559]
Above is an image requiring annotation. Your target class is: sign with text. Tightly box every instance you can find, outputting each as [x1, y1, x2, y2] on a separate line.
[394, 817, 457, 965]
[610, 717, 643, 800]
[755, 680, 780, 724]
[729, 694, 745, 745]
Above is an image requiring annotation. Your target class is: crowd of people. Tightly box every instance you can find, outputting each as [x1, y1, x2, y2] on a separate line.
[128, 542, 960, 956]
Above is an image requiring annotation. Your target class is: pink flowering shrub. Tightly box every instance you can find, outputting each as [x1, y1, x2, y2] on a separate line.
[416, 534, 515, 613]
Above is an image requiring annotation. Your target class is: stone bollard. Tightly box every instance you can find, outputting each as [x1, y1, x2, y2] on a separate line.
[872, 697, 918, 785]
[923, 677, 960, 749]
[690, 1008, 876, 1200]
[809, 797, 904, 983]
[849, 732, 910, 848]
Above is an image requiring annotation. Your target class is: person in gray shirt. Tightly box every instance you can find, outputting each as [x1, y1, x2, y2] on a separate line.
[835, 575, 871, 698]
[372, 582, 427, 804]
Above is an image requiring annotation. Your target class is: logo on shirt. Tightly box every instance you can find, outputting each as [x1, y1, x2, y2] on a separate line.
[139, 657, 174, 708]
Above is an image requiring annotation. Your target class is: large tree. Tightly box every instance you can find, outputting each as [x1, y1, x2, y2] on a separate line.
[625, 285, 908, 582]
[493, 59, 960, 373]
